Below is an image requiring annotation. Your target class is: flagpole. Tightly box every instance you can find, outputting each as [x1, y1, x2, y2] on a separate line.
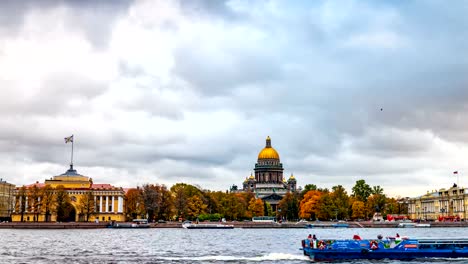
[71, 134, 74, 167]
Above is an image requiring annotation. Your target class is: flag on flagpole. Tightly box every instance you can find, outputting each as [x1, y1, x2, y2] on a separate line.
[64, 135, 74, 143]
[453, 171, 458, 175]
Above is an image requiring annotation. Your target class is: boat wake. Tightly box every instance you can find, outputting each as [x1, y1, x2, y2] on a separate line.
[160, 253, 308, 262]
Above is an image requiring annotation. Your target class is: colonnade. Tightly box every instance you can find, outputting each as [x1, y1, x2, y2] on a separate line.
[95, 195, 124, 213]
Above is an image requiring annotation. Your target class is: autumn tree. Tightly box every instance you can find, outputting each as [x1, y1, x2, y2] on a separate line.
[28, 185, 42, 222]
[41, 185, 55, 222]
[186, 195, 207, 220]
[299, 190, 322, 220]
[331, 185, 349, 220]
[155, 185, 174, 220]
[316, 192, 335, 220]
[15, 186, 27, 222]
[125, 188, 144, 220]
[351, 200, 366, 219]
[248, 198, 264, 217]
[78, 191, 95, 222]
[55, 185, 73, 222]
[171, 183, 203, 220]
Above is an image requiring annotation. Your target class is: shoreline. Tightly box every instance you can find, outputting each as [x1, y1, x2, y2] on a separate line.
[1, 221, 468, 229]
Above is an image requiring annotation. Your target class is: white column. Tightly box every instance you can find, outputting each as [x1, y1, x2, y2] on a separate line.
[12, 196, 16, 213]
[111, 196, 115, 213]
[25, 197, 28, 212]
[100, 196, 103, 213]
[105, 196, 109, 213]
[94, 196, 97, 212]
[118, 196, 123, 213]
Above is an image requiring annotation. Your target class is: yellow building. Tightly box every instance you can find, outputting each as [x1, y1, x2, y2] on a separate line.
[408, 184, 467, 221]
[11, 165, 126, 222]
[0, 179, 15, 220]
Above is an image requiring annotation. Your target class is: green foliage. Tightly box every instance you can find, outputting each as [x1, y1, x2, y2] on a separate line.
[352, 180, 372, 202]
[198, 213, 223, 221]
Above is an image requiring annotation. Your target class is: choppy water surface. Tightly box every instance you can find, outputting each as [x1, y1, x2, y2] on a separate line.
[1, 227, 468, 263]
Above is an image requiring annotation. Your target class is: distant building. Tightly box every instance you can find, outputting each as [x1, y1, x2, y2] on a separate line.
[0, 179, 15, 221]
[240, 136, 297, 211]
[407, 183, 467, 221]
[11, 165, 126, 222]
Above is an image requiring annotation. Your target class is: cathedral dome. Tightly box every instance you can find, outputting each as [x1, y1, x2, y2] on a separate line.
[257, 136, 280, 160]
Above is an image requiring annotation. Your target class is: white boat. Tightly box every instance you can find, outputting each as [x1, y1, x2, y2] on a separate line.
[182, 223, 234, 229]
[398, 222, 431, 228]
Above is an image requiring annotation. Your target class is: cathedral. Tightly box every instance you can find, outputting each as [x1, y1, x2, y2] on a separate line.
[242, 136, 297, 211]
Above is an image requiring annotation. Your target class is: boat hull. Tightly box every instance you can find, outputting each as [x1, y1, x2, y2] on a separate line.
[306, 249, 468, 261]
[302, 238, 468, 261]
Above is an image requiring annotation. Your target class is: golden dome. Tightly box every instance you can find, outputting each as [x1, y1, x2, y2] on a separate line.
[249, 173, 255, 180]
[257, 136, 280, 160]
[289, 174, 295, 180]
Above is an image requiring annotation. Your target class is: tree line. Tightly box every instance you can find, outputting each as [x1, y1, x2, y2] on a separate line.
[13, 179, 408, 222]
[127, 180, 408, 222]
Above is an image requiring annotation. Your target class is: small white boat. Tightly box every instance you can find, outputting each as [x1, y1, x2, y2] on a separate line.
[398, 222, 431, 228]
[182, 223, 234, 229]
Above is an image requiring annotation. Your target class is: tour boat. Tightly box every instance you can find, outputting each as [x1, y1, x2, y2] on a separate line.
[182, 223, 234, 229]
[301, 236, 468, 261]
[107, 219, 150, 228]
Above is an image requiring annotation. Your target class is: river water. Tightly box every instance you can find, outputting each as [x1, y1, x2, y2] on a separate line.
[1, 227, 468, 263]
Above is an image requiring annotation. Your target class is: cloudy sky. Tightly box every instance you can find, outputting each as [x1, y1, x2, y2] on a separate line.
[2, 0, 468, 197]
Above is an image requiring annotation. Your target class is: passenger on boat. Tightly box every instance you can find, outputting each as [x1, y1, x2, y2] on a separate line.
[395, 233, 401, 244]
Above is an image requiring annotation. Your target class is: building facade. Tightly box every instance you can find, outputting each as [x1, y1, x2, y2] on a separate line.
[11, 165, 126, 222]
[407, 184, 468, 221]
[0, 179, 15, 221]
[241, 136, 297, 211]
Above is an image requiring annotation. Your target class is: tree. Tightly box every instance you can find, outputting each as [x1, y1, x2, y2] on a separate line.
[299, 190, 322, 220]
[186, 195, 207, 220]
[155, 185, 174, 220]
[28, 185, 42, 222]
[352, 180, 372, 202]
[125, 188, 144, 220]
[301, 184, 317, 197]
[316, 193, 335, 220]
[141, 184, 160, 221]
[278, 193, 299, 221]
[331, 185, 349, 220]
[170, 183, 202, 220]
[55, 185, 73, 222]
[15, 186, 27, 222]
[248, 198, 264, 217]
[367, 193, 386, 216]
[351, 201, 366, 220]
[372, 185, 384, 195]
[41, 185, 55, 222]
[78, 191, 95, 222]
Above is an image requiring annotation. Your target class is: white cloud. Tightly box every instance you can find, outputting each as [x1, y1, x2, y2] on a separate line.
[1, 0, 468, 198]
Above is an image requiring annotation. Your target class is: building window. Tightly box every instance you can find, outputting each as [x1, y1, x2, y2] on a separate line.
[102, 217, 105, 221]
[108, 217, 111, 221]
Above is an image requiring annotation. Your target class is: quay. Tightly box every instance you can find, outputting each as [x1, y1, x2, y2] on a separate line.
[2, 221, 468, 229]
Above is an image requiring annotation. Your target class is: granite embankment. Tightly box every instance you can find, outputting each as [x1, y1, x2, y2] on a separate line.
[2, 221, 468, 229]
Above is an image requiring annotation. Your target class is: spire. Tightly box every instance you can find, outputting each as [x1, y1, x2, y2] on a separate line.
[266, 136, 271, 148]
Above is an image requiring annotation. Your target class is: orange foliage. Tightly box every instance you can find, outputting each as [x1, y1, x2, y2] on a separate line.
[299, 190, 322, 219]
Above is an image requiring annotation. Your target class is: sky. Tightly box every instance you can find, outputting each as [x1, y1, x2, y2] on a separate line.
[2, 0, 468, 197]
